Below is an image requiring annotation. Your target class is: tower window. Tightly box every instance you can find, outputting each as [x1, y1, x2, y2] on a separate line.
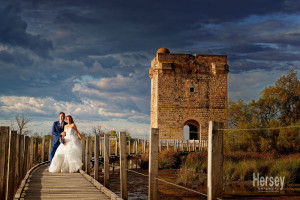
[190, 87, 194, 92]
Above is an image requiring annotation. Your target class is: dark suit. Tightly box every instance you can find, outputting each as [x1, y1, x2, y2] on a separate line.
[50, 121, 68, 164]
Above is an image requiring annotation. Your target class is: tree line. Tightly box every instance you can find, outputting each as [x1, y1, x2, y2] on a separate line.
[225, 70, 300, 154]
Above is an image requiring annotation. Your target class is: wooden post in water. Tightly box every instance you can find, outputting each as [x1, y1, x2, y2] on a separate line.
[0, 127, 9, 200]
[109, 138, 111, 157]
[115, 138, 118, 156]
[128, 139, 131, 155]
[81, 134, 85, 171]
[208, 121, 223, 200]
[5, 130, 17, 200]
[149, 128, 159, 200]
[135, 139, 138, 154]
[119, 132, 127, 200]
[158, 140, 161, 152]
[94, 135, 99, 181]
[104, 133, 109, 188]
[99, 137, 102, 156]
[41, 137, 45, 162]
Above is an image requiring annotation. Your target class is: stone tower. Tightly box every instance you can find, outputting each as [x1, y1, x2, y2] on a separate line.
[149, 48, 229, 139]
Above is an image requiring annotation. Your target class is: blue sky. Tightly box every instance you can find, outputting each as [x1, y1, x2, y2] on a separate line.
[0, 0, 299, 136]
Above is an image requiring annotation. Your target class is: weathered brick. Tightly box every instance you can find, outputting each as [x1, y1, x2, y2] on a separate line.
[149, 48, 229, 139]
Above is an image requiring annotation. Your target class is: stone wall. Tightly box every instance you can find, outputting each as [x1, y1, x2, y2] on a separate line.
[149, 48, 229, 139]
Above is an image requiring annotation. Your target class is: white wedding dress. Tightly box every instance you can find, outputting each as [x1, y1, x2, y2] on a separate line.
[49, 128, 83, 173]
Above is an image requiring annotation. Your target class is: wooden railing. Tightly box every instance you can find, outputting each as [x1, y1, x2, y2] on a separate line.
[0, 127, 53, 200]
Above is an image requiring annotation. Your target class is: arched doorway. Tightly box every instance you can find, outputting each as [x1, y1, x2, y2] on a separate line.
[183, 120, 200, 140]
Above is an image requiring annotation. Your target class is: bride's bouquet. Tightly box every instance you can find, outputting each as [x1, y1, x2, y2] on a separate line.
[59, 135, 67, 145]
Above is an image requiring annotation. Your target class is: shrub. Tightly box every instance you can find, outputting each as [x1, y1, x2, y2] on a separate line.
[158, 149, 180, 169]
[140, 153, 149, 169]
[176, 166, 205, 189]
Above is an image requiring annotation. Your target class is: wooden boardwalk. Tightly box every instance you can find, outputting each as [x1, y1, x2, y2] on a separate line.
[19, 164, 112, 200]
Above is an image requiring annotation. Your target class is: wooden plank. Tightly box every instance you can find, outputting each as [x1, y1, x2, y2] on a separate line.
[119, 132, 127, 200]
[6, 130, 17, 200]
[104, 133, 109, 188]
[18, 164, 113, 200]
[94, 135, 99, 181]
[0, 126, 9, 200]
[208, 121, 224, 200]
[148, 128, 159, 200]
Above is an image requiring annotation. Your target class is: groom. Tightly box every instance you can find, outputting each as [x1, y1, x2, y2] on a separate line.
[50, 112, 68, 164]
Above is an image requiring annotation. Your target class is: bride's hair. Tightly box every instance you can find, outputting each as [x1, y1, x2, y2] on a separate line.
[66, 115, 74, 124]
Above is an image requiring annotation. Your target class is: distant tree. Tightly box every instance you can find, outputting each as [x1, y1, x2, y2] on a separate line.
[107, 130, 117, 137]
[92, 125, 105, 136]
[259, 69, 300, 124]
[15, 114, 31, 135]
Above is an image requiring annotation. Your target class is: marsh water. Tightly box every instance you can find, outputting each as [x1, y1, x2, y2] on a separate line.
[96, 168, 299, 199]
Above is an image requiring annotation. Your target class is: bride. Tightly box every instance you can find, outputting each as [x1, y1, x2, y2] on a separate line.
[49, 115, 83, 173]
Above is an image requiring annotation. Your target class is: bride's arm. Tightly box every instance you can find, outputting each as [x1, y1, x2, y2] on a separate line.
[73, 124, 82, 140]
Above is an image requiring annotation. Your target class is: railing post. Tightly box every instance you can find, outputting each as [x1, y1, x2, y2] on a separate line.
[149, 128, 159, 200]
[208, 121, 223, 200]
[88, 137, 93, 174]
[104, 133, 109, 188]
[0, 127, 9, 200]
[34, 137, 39, 164]
[41, 137, 45, 162]
[94, 135, 99, 181]
[24, 136, 30, 177]
[81, 134, 85, 171]
[5, 130, 17, 200]
[120, 132, 127, 200]
[193, 139, 195, 152]
[48, 135, 52, 162]
[14, 134, 20, 194]
[19, 135, 24, 181]
[29, 137, 34, 168]
[85, 137, 90, 173]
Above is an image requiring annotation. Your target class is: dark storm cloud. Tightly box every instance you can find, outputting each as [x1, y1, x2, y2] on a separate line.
[1, 0, 300, 112]
[0, 0, 53, 58]
[21, 0, 300, 58]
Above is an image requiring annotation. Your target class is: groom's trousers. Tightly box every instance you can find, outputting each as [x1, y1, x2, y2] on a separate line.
[50, 141, 60, 164]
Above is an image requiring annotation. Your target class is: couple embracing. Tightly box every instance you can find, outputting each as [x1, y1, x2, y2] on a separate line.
[49, 112, 83, 173]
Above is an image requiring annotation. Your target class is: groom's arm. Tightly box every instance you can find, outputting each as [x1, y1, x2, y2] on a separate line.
[52, 122, 61, 136]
